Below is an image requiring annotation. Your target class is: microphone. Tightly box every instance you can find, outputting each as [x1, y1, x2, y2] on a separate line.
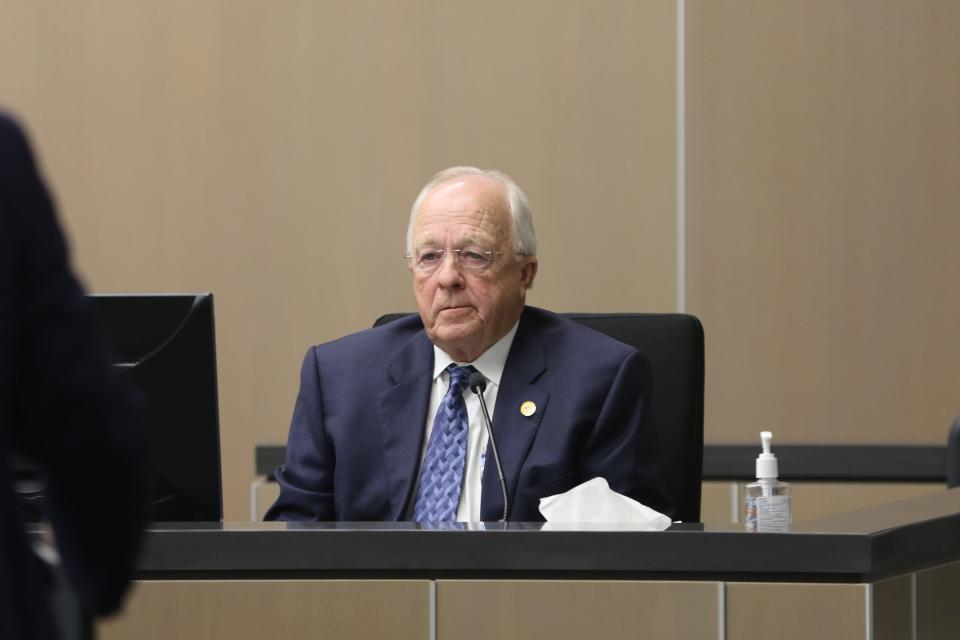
[468, 371, 509, 522]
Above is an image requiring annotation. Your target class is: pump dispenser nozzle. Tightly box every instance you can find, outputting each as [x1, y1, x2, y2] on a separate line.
[756, 430, 779, 480]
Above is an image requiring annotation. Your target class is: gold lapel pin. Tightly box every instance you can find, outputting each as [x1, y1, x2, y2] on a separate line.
[520, 401, 537, 417]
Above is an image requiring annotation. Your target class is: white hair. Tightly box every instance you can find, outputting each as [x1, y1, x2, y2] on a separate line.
[405, 166, 537, 257]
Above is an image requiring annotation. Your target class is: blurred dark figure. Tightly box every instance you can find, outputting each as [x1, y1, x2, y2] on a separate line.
[0, 111, 148, 639]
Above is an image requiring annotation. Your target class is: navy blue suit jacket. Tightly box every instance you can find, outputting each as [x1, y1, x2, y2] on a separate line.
[0, 112, 148, 639]
[266, 307, 670, 522]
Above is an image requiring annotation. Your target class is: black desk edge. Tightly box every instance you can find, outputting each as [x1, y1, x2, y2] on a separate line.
[140, 490, 960, 583]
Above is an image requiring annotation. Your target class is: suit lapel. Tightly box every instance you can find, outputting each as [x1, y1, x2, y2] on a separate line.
[481, 313, 550, 521]
[376, 331, 434, 520]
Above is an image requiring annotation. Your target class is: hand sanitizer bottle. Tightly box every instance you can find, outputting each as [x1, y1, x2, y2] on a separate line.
[744, 431, 791, 532]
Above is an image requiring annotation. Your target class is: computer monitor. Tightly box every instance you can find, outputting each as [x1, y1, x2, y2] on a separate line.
[90, 293, 222, 521]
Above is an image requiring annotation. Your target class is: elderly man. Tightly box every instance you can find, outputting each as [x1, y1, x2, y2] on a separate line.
[266, 167, 667, 522]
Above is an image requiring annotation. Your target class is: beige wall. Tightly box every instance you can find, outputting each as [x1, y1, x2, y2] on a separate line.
[4, 1, 957, 521]
[687, 0, 960, 445]
[0, 1, 678, 519]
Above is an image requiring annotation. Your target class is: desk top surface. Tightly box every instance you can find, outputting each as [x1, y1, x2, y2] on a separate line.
[137, 489, 960, 583]
[139, 489, 960, 582]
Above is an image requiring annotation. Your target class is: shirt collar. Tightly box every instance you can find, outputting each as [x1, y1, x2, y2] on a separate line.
[432, 320, 520, 388]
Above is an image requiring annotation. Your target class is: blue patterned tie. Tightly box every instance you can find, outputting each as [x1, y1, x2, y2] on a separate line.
[413, 364, 474, 522]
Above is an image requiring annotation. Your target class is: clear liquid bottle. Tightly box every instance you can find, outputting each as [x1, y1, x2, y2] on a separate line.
[744, 431, 791, 532]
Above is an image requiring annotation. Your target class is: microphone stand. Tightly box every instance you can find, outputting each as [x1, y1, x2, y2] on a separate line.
[468, 372, 509, 522]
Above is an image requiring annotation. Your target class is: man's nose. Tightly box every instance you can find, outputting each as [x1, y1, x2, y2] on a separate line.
[435, 251, 465, 287]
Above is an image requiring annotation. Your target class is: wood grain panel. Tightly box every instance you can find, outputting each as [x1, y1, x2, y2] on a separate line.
[727, 582, 867, 640]
[438, 580, 719, 640]
[98, 579, 431, 640]
[873, 574, 913, 640]
[917, 560, 960, 639]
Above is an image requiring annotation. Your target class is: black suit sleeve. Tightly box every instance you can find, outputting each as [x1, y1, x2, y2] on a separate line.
[0, 113, 149, 616]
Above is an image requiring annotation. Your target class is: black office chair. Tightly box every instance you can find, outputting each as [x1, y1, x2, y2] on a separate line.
[948, 416, 960, 489]
[374, 312, 705, 523]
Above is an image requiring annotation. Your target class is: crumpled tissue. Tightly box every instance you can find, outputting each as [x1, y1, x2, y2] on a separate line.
[538, 477, 672, 530]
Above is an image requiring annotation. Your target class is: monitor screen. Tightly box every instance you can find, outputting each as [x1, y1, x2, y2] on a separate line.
[90, 293, 222, 522]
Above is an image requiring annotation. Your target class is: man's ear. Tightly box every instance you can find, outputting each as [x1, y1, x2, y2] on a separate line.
[520, 257, 538, 290]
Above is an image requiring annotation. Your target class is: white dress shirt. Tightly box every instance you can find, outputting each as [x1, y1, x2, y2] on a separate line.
[413, 321, 519, 522]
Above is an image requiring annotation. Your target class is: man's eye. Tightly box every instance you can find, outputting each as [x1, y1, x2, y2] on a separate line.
[419, 251, 441, 262]
[460, 249, 491, 267]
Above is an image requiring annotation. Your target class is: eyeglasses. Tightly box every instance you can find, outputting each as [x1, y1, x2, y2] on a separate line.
[406, 245, 506, 275]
